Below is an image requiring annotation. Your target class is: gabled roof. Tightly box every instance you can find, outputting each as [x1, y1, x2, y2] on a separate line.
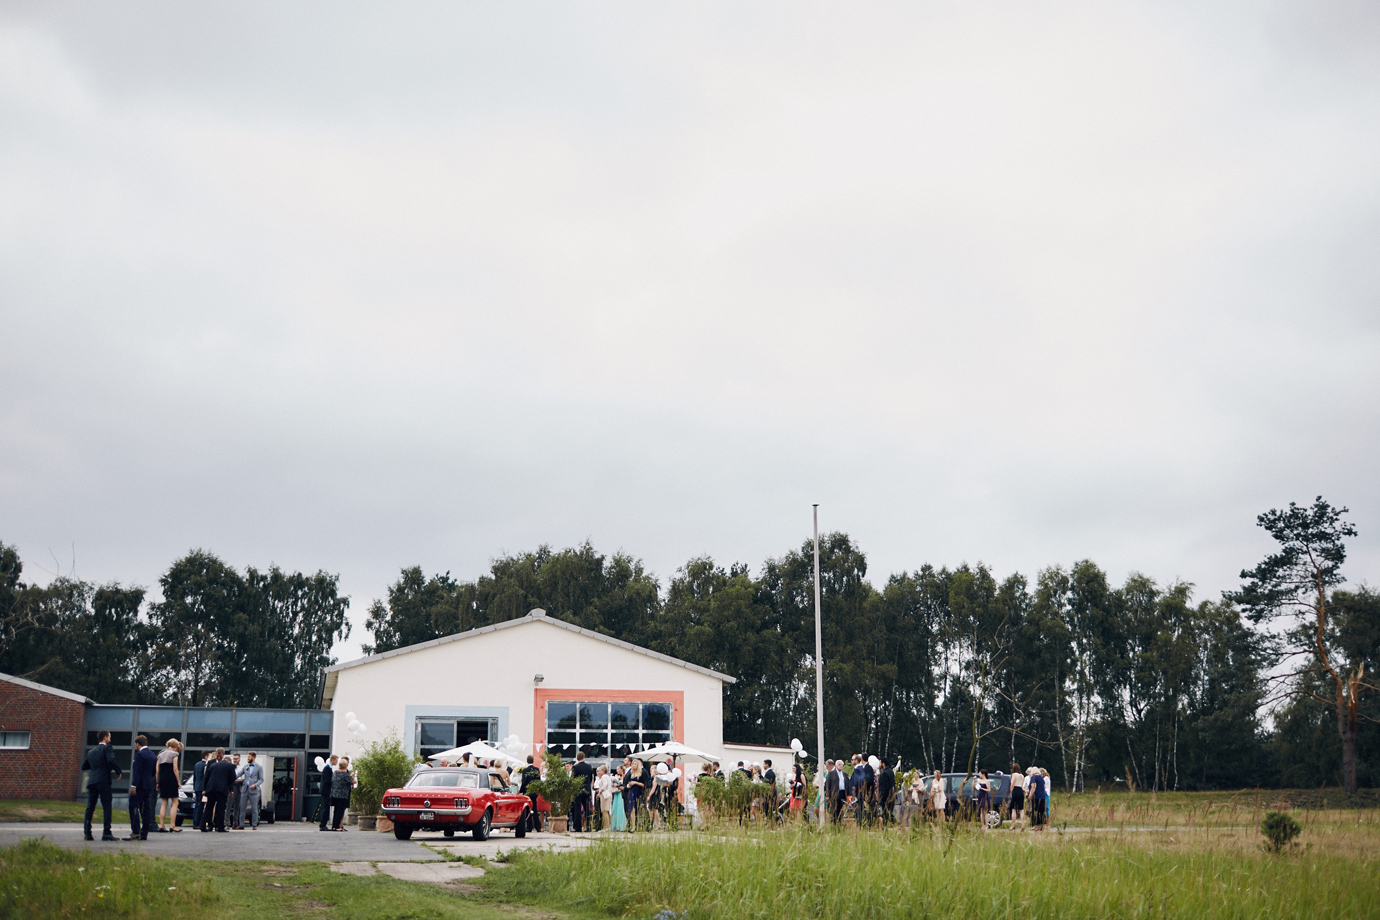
[322, 609, 734, 708]
[0, 671, 95, 706]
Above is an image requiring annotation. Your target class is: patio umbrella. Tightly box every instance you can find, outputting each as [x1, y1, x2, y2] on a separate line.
[631, 741, 717, 761]
[427, 740, 525, 767]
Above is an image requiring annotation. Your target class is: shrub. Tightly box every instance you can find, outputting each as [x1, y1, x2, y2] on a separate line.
[1261, 811, 1302, 853]
[529, 750, 583, 817]
[352, 730, 419, 816]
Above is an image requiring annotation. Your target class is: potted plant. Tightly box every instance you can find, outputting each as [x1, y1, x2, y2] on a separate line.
[352, 730, 420, 833]
[528, 751, 581, 833]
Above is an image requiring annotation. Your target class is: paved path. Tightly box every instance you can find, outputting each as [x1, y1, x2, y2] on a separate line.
[0, 821, 597, 862]
[331, 861, 487, 886]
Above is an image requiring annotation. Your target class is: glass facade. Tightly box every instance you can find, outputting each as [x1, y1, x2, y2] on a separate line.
[414, 717, 497, 760]
[83, 705, 331, 822]
[544, 701, 673, 762]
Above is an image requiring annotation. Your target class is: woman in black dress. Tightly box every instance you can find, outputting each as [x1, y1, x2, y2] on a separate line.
[1008, 762, 1025, 824]
[156, 739, 182, 832]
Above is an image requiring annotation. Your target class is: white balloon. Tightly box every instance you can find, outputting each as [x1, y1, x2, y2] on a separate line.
[790, 738, 803, 752]
[347, 720, 360, 732]
[868, 755, 880, 770]
[314, 756, 325, 771]
[345, 712, 356, 722]
[357, 723, 367, 733]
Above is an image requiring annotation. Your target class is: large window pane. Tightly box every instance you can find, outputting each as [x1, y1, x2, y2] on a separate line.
[642, 703, 671, 731]
[88, 707, 134, 727]
[87, 731, 132, 747]
[187, 732, 230, 749]
[309, 734, 331, 750]
[233, 732, 304, 750]
[578, 703, 608, 730]
[235, 711, 307, 731]
[187, 710, 232, 730]
[545, 700, 674, 763]
[547, 703, 577, 730]
[135, 709, 184, 730]
[418, 722, 455, 750]
[310, 712, 333, 731]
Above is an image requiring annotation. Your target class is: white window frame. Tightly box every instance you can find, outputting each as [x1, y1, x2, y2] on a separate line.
[0, 731, 31, 750]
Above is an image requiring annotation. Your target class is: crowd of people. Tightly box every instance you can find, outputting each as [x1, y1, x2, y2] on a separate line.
[82, 727, 1055, 843]
[815, 754, 1055, 830]
[81, 730, 276, 841]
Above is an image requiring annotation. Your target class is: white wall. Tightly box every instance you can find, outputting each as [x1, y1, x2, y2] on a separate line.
[721, 743, 796, 772]
[329, 617, 725, 761]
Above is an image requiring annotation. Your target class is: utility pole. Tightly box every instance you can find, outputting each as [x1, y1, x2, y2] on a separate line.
[813, 504, 825, 828]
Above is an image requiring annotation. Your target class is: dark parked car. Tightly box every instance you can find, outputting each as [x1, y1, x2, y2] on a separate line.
[936, 771, 1011, 823]
[176, 777, 278, 825]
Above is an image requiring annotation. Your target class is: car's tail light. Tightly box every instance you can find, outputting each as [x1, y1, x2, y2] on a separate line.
[384, 796, 400, 807]
[455, 798, 463, 808]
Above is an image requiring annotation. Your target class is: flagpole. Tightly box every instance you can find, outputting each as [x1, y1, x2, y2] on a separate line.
[813, 504, 825, 829]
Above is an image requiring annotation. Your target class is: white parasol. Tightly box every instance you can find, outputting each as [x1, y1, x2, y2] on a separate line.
[427, 740, 525, 767]
[630, 741, 718, 761]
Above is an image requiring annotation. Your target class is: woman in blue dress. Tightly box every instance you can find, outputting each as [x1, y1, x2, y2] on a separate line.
[625, 759, 647, 831]
[611, 765, 627, 831]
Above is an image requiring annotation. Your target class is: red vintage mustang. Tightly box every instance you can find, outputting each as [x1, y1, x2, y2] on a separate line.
[381, 767, 531, 840]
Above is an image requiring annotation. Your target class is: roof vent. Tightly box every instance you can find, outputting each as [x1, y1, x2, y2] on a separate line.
[528, 608, 547, 618]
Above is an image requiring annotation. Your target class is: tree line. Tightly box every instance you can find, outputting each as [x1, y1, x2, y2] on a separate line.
[0, 546, 349, 709]
[358, 507, 1376, 792]
[2, 497, 1374, 790]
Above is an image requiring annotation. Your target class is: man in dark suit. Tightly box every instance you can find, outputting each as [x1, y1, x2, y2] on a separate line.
[201, 748, 237, 832]
[762, 759, 779, 822]
[822, 758, 843, 824]
[877, 757, 896, 825]
[569, 751, 594, 832]
[83, 730, 123, 841]
[124, 734, 157, 840]
[318, 755, 336, 831]
[192, 751, 212, 829]
[852, 754, 877, 827]
[519, 755, 542, 833]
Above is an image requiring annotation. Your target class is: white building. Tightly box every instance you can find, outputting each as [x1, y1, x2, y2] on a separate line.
[323, 608, 788, 767]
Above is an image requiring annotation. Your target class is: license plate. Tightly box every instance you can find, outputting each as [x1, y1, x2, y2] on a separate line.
[418, 811, 435, 821]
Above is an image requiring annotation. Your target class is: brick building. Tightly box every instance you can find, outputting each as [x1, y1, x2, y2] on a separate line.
[0, 672, 93, 800]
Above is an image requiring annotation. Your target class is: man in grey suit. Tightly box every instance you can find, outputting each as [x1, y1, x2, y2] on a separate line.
[83, 731, 123, 841]
[238, 751, 266, 829]
[228, 753, 244, 828]
[822, 758, 844, 824]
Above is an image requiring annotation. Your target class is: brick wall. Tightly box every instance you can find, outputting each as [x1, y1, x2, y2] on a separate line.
[0, 680, 87, 800]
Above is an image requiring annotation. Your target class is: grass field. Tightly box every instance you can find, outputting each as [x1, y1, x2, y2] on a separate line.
[1046, 786, 1380, 830]
[482, 822, 1380, 920]
[0, 799, 88, 823]
[0, 838, 565, 920]
[4, 791, 1378, 920]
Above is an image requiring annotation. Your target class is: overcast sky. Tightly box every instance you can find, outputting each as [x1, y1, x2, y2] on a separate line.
[2, 1, 1377, 662]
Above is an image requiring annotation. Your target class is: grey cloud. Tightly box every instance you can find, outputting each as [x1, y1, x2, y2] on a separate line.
[1, 1, 1377, 659]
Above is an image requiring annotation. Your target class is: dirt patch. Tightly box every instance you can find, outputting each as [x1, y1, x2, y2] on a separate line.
[292, 899, 330, 915]
[260, 865, 300, 877]
[496, 906, 565, 920]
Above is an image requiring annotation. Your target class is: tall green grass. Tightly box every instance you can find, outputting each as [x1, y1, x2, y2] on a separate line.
[485, 825, 1380, 920]
[0, 838, 215, 918]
